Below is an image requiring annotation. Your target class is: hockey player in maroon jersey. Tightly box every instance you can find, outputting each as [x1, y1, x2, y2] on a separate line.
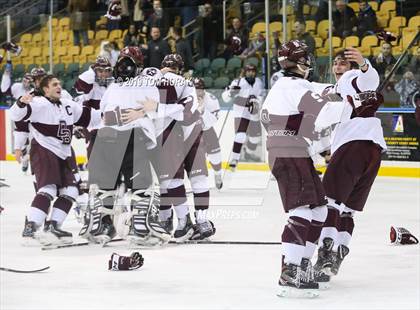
[194, 77, 223, 189]
[261, 40, 346, 297]
[158, 55, 215, 241]
[313, 49, 385, 279]
[222, 64, 264, 170]
[9, 75, 100, 246]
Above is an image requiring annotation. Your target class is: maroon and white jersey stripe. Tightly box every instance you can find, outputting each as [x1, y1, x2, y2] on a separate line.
[9, 96, 96, 159]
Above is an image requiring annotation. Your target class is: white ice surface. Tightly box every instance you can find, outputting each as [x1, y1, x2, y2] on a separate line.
[0, 161, 419, 310]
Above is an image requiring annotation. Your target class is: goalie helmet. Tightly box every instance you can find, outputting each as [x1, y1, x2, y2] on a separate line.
[161, 53, 184, 73]
[278, 40, 313, 78]
[1, 42, 22, 56]
[22, 73, 33, 90]
[114, 46, 144, 80]
[92, 56, 114, 86]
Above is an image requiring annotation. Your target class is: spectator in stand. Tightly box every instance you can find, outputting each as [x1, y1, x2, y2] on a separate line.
[172, 27, 194, 73]
[195, 3, 222, 60]
[370, 42, 396, 79]
[120, 0, 130, 30]
[332, 0, 357, 38]
[315, 0, 329, 23]
[408, 47, 420, 75]
[133, 0, 146, 31]
[394, 71, 420, 108]
[224, 17, 249, 59]
[105, 0, 122, 31]
[238, 32, 266, 60]
[68, 0, 89, 46]
[146, 0, 169, 36]
[354, 0, 377, 38]
[293, 20, 316, 55]
[124, 24, 141, 47]
[145, 26, 171, 68]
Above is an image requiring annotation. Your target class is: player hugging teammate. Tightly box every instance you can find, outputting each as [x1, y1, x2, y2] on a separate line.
[262, 40, 384, 297]
[78, 49, 215, 247]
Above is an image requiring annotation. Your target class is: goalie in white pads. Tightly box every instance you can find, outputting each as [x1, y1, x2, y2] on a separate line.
[80, 47, 173, 246]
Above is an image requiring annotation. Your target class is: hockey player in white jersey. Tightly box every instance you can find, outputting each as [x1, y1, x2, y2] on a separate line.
[82, 46, 173, 246]
[9, 74, 100, 246]
[1, 68, 33, 172]
[155, 54, 215, 242]
[73, 56, 114, 159]
[313, 48, 386, 280]
[261, 40, 348, 297]
[194, 77, 223, 189]
[222, 64, 264, 170]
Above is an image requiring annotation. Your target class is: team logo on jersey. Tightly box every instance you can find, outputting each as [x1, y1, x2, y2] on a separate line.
[392, 115, 404, 133]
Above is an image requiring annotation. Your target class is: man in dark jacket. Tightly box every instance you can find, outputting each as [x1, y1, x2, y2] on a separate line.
[293, 20, 316, 56]
[173, 27, 193, 72]
[145, 26, 171, 68]
[224, 17, 249, 59]
[355, 1, 377, 38]
[333, 0, 357, 38]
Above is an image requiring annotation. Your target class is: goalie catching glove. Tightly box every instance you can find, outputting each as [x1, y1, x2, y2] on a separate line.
[390, 226, 419, 245]
[108, 252, 144, 271]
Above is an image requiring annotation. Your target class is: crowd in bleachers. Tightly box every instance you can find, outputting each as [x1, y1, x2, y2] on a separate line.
[0, 0, 419, 105]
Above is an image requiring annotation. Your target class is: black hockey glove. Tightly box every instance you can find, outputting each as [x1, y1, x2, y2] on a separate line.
[108, 252, 144, 271]
[246, 96, 259, 114]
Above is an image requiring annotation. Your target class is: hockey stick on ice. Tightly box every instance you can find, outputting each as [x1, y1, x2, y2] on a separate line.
[377, 30, 420, 93]
[41, 238, 124, 250]
[169, 240, 281, 245]
[0, 266, 50, 273]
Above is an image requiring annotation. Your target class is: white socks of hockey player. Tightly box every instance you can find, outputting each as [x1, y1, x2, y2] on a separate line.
[28, 207, 48, 226]
[159, 209, 173, 222]
[174, 203, 190, 229]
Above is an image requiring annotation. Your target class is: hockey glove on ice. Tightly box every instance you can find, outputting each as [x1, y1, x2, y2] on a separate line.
[108, 252, 144, 270]
[390, 226, 419, 245]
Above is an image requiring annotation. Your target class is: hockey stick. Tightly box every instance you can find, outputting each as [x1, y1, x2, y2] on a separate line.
[41, 238, 124, 251]
[377, 30, 420, 93]
[0, 266, 50, 273]
[169, 240, 281, 245]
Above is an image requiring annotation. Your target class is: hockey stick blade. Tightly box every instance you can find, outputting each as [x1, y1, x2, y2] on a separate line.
[41, 238, 124, 250]
[0, 266, 50, 273]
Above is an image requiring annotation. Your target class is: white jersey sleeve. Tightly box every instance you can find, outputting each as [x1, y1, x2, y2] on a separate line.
[201, 91, 220, 130]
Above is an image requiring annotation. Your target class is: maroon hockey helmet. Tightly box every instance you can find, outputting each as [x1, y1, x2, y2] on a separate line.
[30, 67, 47, 79]
[107, 0, 122, 18]
[278, 40, 313, 70]
[92, 56, 114, 86]
[114, 46, 144, 80]
[1, 41, 22, 56]
[161, 53, 184, 72]
[193, 77, 205, 89]
[229, 36, 242, 55]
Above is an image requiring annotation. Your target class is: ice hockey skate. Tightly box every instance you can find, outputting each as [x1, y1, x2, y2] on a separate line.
[301, 258, 331, 290]
[174, 213, 195, 243]
[331, 244, 350, 275]
[314, 237, 334, 275]
[42, 220, 73, 246]
[214, 172, 223, 190]
[277, 262, 319, 298]
[21, 217, 42, 246]
[228, 159, 238, 171]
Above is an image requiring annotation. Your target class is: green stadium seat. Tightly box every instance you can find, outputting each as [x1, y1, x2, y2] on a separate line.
[53, 63, 65, 77]
[202, 76, 213, 88]
[66, 63, 80, 78]
[81, 62, 92, 73]
[194, 58, 210, 76]
[213, 76, 230, 89]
